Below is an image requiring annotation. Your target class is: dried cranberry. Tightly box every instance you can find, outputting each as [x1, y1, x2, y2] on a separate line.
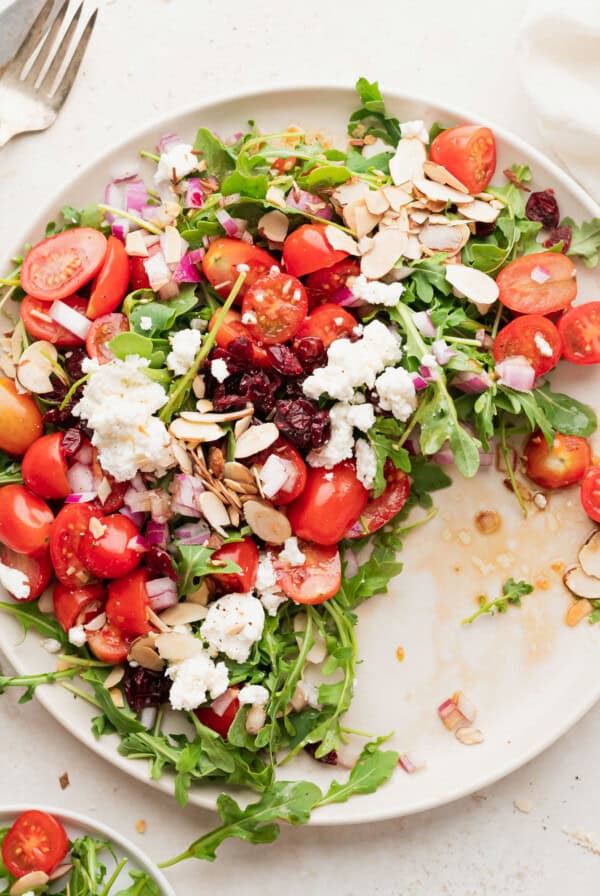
[209, 346, 248, 377]
[525, 190, 560, 229]
[61, 428, 83, 457]
[211, 384, 251, 412]
[543, 225, 572, 253]
[310, 410, 331, 448]
[144, 545, 178, 581]
[475, 221, 496, 238]
[275, 398, 330, 451]
[283, 378, 304, 399]
[227, 336, 256, 367]
[123, 665, 172, 712]
[265, 344, 303, 377]
[240, 371, 279, 415]
[43, 399, 79, 429]
[64, 347, 88, 381]
[294, 337, 326, 371]
[305, 742, 338, 765]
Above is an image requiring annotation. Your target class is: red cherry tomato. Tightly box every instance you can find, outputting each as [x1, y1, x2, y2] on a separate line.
[257, 440, 307, 505]
[87, 622, 131, 664]
[241, 272, 308, 345]
[22, 433, 70, 500]
[85, 312, 129, 363]
[80, 513, 142, 579]
[211, 536, 259, 593]
[87, 235, 130, 320]
[0, 377, 43, 456]
[129, 242, 160, 291]
[195, 688, 240, 738]
[282, 224, 348, 278]
[429, 125, 496, 193]
[297, 303, 356, 348]
[202, 237, 278, 300]
[208, 308, 271, 367]
[0, 485, 53, 555]
[20, 294, 88, 346]
[49, 503, 97, 587]
[525, 431, 591, 489]
[2, 810, 68, 878]
[106, 568, 150, 637]
[0, 544, 52, 602]
[557, 302, 600, 365]
[345, 464, 411, 538]
[305, 258, 361, 309]
[493, 314, 562, 377]
[287, 461, 369, 545]
[53, 582, 106, 632]
[581, 467, 600, 522]
[272, 541, 341, 604]
[89, 447, 129, 513]
[271, 156, 297, 174]
[20, 228, 107, 303]
[496, 252, 577, 315]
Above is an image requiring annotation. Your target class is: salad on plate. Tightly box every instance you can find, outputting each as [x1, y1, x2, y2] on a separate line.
[2, 78, 600, 859]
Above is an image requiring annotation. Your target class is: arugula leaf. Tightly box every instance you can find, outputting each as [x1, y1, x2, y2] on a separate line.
[193, 128, 236, 181]
[298, 166, 353, 191]
[175, 543, 241, 597]
[367, 417, 411, 498]
[345, 148, 393, 175]
[127, 287, 198, 336]
[0, 666, 79, 704]
[408, 456, 452, 507]
[115, 870, 161, 896]
[348, 78, 401, 146]
[317, 739, 398, 806]
[563, 216, 600, 268]
[428, 121, 448, 143]
[221, 170, 269, 199]
[462, 577, 534, 624]
[60, 203, 104, 231]
[0, 452, 22, 485]
[533, 384, 597, 437]
[108, 331, 155, 360]
[0, 600, 68, 644]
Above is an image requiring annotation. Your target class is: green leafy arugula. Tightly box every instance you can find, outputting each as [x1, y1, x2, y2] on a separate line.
[193, 128, 236, 181]
[175, 544, 242, 597]
[462, 577, 534, 624]
[348, 77, 401, 146]
[367, 417, 411, 498]
[562, 216, 600, 268]
[0, 452, 21, 485]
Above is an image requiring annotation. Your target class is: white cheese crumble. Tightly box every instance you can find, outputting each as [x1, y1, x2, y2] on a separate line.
[154, 142, 198, 183]
[534, 332, 554, 358]
[279, 536, 306, 567]
[260, 590, 288, 616]
[254, 553, 288, 616]
[375, 366, 417, 422]
[166, 652, 229, 712]
[43, 638, 62, 654]
[297, 679, 320, 709]
[68, 625, 87, 648]
[210, 358, 230, 383]
[241, 311, 257, 325]
[400, 119, 430, 143]
[167, 328, 201, 376]
[74, 356, 174, 482]
[308, 401, 375, 468]
[259, 454, 288, 498]
[303, 319, 402, 402]
[348, 274, 404, 306]
[355, 438, 378, 490]
[238, 684, 269, 706]
[202, 592, 265, 662]
[139, 315, 153, 331]
[0, 561, 30, 600]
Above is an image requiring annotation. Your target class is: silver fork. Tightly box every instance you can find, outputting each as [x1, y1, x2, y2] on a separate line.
[0, 0, 98, 147]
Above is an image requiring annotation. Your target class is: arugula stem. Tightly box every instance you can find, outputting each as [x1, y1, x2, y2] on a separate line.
[444, 336, 481, 347]
[491, 302, 503, 340]
[98, 204, 162, 235]
[57, 654, 108, 669]
[98, 857, 128, 895]
[61, 682, 102, 708]
[0, 666, 79, 690]
[140, 150, 160, 163]
[0, 278, 19, 287]
[60, 373, 89, 410]
[500, 418, 527, 518]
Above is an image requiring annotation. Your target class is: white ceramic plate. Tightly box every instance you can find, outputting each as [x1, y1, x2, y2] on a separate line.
[0, 805, 175, 894]
[2, 85, 600, 826]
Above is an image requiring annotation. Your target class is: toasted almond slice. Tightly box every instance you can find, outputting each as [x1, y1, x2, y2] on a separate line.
[324, 226, 359, 255]
[409, 210, 429, 225]
[332, 179, 370, 206]
[10, 870, 49, 895]
[382, 185, 412, 211]
[129, 642, 165, 672]
[578, 530, 600, 579]
[160, 602, 208, 625]
[172, 440, 193, 474]
[563, 565, 600, 599]
[266, 185, 286, 208]
[146, 606, 171, 633]
[48, 864, 73, 882]
[223, 460, 256, 485]
[192, 375, 206, 399]
[228, 506, 240, 527]
[455, 726, 484, 745]
[0, 356, 16, 378]
[364, 189, 389, 215]
[244, 499, 291, 544]
[235, 422, 279, 459]
[180, 407, 253, 424]
[155, 630, 203, 661]
[169, 418, 225, 442]
[389, 138, 426, 185]
[419, 222, 471, 253]
[423, 160, 470, 193]
[195, 398, 213, 413]
[103, 665, 125, 689]
[224, 478, 258, 495]
[342, 198, 380, 238]
[16, 340, 58, 394]
[199, 491, 230, 533]
[234, 415, 252, 438]
[444, 264, 499, 307]
[458, 199, 501, 224]
[413, 177, 473, 205]
[360, 228, 406, 279]
[186, 581, 209, 605]
[566, 597, 594, 627]
[258, 209, 289, 242]
[110, 686, 125, 707]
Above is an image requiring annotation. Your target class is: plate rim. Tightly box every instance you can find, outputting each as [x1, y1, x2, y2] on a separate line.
[2, 80, 600, 826]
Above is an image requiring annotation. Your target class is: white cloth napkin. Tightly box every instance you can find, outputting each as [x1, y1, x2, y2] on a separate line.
[519, 0, 600, 202]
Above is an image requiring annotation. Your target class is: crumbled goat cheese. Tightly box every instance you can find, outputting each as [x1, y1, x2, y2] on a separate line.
[167, 328, 201, 376]
[0, 561, 30, 600]
[237, 263, 250, 273]
[154, 143, 198, 183]
[259, 454, 288, 498]
[355, 438, 378, 490]
[238, 684, 269, 706]
[74, 356, 174, 482]
[308, 401, 375, 468]
[166, 652, 229, 712]
[421, 352, 438, 369]
[139, 315, 153, 331]
[324, 472, 334, 481]
[254, 553, 288, 616]
[210, 358, 230, 383]
[534, 332, 554, 357]
[260, 590, 288, 616]
[400, 119, 429, 143]
[242, 311, 257, 325]
[349, 274, 404, 306]
[375, 366, 417, 422]
[202, 592, 265, 662]
[68, 625, 87, 648]
[279, 536, 306, 566]
[190, 318, 208, 332]
[297, 679, 320, 708]
[43, 638, 62, 654]
[303, 319, 402, 402]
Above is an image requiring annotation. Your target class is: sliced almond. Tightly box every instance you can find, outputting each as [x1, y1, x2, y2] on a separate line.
[192, 375, 206, 399]
[266, 185, 286, 208]
[224, 478, 258, 495]
[16, 340, 58, 394]
[360, 228, 406, 279]
[234, 415, 252, 439]
[186, 581, 209, 605]
[566, 598, 594, 627]
[364, 189, 389, 215]
[110, 686, 125, 707]
[228, 506, 240, 527]
[198, 490, 230, 534]
[382, 185, 412, 211]
[48, 864, 73, 882]
[103, 665, 125, 689]
[458, 199, 501, 224]
[342, 199, 380, 238]
[160, 602, 208, 626]
[258, 209, 289, 243]
[455, 726, 484, 745]
[563, 565, 600, 599]
[146, 606, 171, 633]
[10, 870, 49, 896]
[324, 225, 359, 255]
[88, 516, 107, 539]
[423, 160, 470, 193]
[129, 641, 165, 672]
[578, 530, 600, 579]
[169, 418, 225, 442]
[419, 222, 471, 254]
[444, 264, 499, 308]
[195, 398, 214, 413]
[223, 460, 256, 485]
[332, 179, 370, 207]
[244, 499, 291, 544]
[389, 137, 426, 185]
[172, 440, 193, 474]
[155, 630, 203, 661]
[234, 422, 279, 459]
[180, 406, 253, 424]
[413, 177, 473, 205]
[246, 704, 267, 735]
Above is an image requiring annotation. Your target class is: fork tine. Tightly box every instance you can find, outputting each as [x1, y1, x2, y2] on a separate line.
[38, 2, 84, 93]
[49, 8, 97, 108]
[8, 0, 56, 74]
[23, 0, 71, 87]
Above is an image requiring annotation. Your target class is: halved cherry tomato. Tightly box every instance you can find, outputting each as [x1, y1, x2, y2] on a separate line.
[87, 622, 131, 663]
[581, 467, 600, 522]
[22, 433, 70, 500]
[557, 302, 600, 365]
[525, 431, 590, 489]
[429, 125, 496, 193]
[271, 156, 297, 174]
[0, 544, 52, 602]
[287, 461, 369, 545]
[53, 582, 106, 631]
[85, 312, 129, 363]
[211, 536, 259, 593]
[50, 503, 96, 587]
[241, 272, 308, 345]
[90, 448, 129, 513]
[305, 258, 361, 309]
[345, 464, 411, 538]
[297, 303, 356, 348]
[195, 688, 240, 738]
[256, 440, 307, 505]
[282, 224, 348, 278]
[208, 308, 271, 367]
[272, 541, 341, 604]
[202, 238, 278, 300]
[0, 485, 53, 555]
[80, 513, 141, 579]
[496, 252, 577, 315]
[106, 568, 150, 637]
[20, 293, 88, 346]
[20, 228, 107, 303]
[129, 241, 160, 291]
[0, 377, 43, 456]
[2, 810, 68, 877]
[87, 235, 130, 320]
[493, 314, 562, 377]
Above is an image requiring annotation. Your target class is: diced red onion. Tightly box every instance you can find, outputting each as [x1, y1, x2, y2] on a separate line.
[65, 491, 97, 504]
[145, 520, 169, 548]
[124, 179, 147, 213]
[432, 340, 456, 366]
[398, 753, 425, 774]
[411, 373, 430, 391]
[50, 301, 92, 340]
[74, 444, 93, 465]
[419, 365, 434, 380]
[146, 577, 178, 611]
[530, 265, 551, 284]
[127, 535, 147, 553]
[184, 178, 205, 209]
[210, 687, 239, 717]
[143, 251, 171, 290]
[173, 522, 210, 545]
[455, 691, 477, 722]
[119, 506, 145, 527]
[84, 612, 107, 632]
[103, 181, 122, 222]
[130, 473, 146, 491]
[438, 697, 470, 731]
[170, 474, 204, 518]
[157, 133, 183, 154]
[413, 310, 436, 338]
[124, 487, 152, 512]
[285, 187, 333, 220]
[188, 247, 204, 263]
[432, 446, 455, 465]
[158, 281, 180, 300]
[215, 208, 244, 238]
[452, 370, 492, 394]
[67, 463, 96, 495]
[495, 356, 535, 392]
[172, 252, 202, 284]
[141, 204, 160, 221]
[149, 490, 172, 524]
[240, 230, 254, 245]
[111, 220, 129, 241]
[330, 286, 363, 308]
[112, 172, 138, 185]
